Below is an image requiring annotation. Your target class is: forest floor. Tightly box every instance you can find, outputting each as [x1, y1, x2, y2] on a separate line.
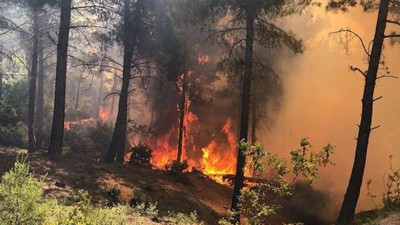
[1, 147, 400, 225]
[0, 147, 231, 224]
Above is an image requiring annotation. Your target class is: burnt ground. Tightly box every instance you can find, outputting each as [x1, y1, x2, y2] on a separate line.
[0, 147, 232, 225]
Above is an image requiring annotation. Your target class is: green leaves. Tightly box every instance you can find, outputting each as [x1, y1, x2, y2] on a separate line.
[0, 155, 45, 225]
[223, 139, 335, 224]
[290, 138, 335, 184]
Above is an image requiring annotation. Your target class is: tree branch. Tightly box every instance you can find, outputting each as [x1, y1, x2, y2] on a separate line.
[350, 66, 367, 77]
[330, 28, 370, 56]
[386, 20, 400, 26]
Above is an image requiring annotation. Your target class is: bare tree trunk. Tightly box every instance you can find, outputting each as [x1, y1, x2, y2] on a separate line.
[0, 56, 3, 99]
[75, 75, 81, 111]
[110, 71, 117, 116]
[231, 6, 255, 221]
[98, 73, 104, 119]
[28, 9, 39, 153]
[250, 80, 257, 144]
[104, 0, 141, 163]
[35, 32, 45, 149]
[177, 73, 187, 163]
[48, 0, 72, 158]
[336, 0, 390, 223]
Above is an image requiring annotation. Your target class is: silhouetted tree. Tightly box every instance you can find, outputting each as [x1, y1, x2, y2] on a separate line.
[104, 0, 144, 163]
[48, 0, 72, 158]
[327, 0, 399, 223]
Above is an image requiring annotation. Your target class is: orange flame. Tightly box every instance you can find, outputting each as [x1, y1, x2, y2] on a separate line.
[64, 117, 96, 131]
[200, 119, 237, 176]
[99, 106, 109, 121]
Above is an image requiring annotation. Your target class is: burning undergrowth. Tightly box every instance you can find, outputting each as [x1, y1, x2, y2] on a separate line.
[117, 18, 293, 184]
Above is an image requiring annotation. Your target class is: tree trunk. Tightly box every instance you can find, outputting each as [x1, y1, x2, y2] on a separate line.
[48, 0, 72, 158]
[250, 80, 257, 144]
[35, 32, 45, 149]
[336, 0, 390, 223]
[98, 72, 103, 118]
[177, 73, 187, 163]
[0, 56, 3, 99]
[110, 71, 117, 116]
[231, 7, 255, 221]
[75, 75, 81, 111]
[104, 0, 141, 163]
[28, 9, 39, 153]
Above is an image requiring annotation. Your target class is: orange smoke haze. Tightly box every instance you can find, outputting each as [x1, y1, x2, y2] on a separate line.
[262, 5, 400, 211]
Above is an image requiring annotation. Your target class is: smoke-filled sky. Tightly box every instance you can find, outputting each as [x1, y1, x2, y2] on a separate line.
[261, 5, 400, 211]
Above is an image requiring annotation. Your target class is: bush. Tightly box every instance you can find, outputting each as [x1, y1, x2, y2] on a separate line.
[0, 124, 26, 147]
[165, 160, 191, 185]
[169, 211, 203, 225]
[129, 144, 154, 168]
[165, 160, 189, 175]
[367, 155, 400, 210]
[0, 156, 204, 225]
[0, 156, 129, 225]
[0, 156, 46, 225]
[219, 139, 334, 225]
[0, 100, 19, 126]
[87, 121, 113, 156]
[63, 130, 93, 153]
[107, 185, 121, 205]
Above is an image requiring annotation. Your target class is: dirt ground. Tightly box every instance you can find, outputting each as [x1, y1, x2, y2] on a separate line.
[0, 147, 232, 225]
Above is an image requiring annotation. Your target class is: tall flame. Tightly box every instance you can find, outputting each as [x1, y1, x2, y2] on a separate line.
[201, 119, 237, 175]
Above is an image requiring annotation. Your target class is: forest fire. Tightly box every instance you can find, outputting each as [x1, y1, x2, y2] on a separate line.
[64, 107, 109, 131]
[146, 116, 239, 184]
[64, 117, 96, 131]
[200, 119, 237, 176]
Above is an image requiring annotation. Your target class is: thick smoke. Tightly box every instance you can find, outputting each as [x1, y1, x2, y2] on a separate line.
[263, 4, 400, 212]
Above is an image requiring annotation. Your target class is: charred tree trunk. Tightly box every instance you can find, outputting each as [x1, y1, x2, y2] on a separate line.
[35, 34, 45, 149]
[104, 0, 141, 163]
[336, 0, 390, 223]
[48, 0, 72, 158]
[231, 7, 255, 220]
[28, 9, 39, 153]
[250, 80, 257, 144]
[177, 74, 187, 163]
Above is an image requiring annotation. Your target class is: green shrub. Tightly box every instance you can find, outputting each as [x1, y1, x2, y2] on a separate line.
[0, 156, 45, 225]
[107, 185, 121, 205]
[129, 144, 154, 168]
[0, 156, 129, 225]
[2, 81, 29, 124]
[367, 155, 400, 210]
[63, 130, 93, 152]
[45, 190, 128, 225]
[169, 211, 203, 225]
[87, 121, 113, 156]
[219, 139, 334, 225]
[0, 124, 26, 147]
[0, 100, 19, 126]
